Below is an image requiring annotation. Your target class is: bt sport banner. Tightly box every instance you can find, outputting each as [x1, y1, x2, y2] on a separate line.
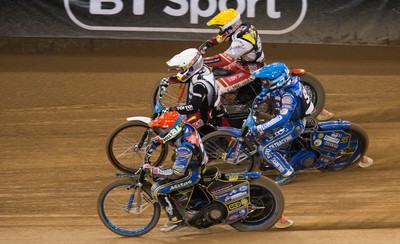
[0, 0, 399, 45]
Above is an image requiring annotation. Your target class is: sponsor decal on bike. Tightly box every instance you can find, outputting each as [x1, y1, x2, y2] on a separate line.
[341, 136, 350, 143]
[227, 213, 240, 221]
[209, 183, 234, 194]
[282, 96, 293, 104]
[228, 175, 239, 181]
[228, 200, 244, 211]
[324, 141, 339, 149]
[226, 192, 247, 201]
[331, 132, 343, 138]
[314, 139, 322, 147]
[324, 135, 340, 144]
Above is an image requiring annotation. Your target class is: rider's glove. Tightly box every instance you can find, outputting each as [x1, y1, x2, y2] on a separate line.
[160, 77, 170, 87]
[160, 107, 170, 114]
[159, 78, 170, 96]
[250, 125, 264, 136]
[142, 163, 153, 175]
[199, 37, 217, 54]
[207, 36, 219, 46]
[254, 95, 264, 105]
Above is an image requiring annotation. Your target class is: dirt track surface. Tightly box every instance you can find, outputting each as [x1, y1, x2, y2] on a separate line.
[0, 42, 399, 244]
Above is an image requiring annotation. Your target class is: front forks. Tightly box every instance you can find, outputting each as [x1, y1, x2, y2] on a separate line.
[222, 137, 257, 165]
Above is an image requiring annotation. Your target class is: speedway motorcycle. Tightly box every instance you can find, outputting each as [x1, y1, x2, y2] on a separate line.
[106, 61, 326, 174]
[150, 43, 326, 126]
[106, 80, 270, 174]
[97, 163, 285, 236]
[200, 100, 370, 175]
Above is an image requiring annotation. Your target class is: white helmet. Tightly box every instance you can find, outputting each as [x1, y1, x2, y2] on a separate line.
[167, 48, 204, 82]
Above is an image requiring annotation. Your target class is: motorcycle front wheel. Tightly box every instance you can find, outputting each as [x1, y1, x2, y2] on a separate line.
[97, 179, 161, 237]
[106, 120, 168, 173]
[150, 77, 188, 109]
[230, 176, 285, 231]
[201, 131, 257, 173]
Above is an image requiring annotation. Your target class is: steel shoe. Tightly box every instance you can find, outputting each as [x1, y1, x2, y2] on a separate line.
[158, 220, 184, 232]
[274, 172, 296, 186]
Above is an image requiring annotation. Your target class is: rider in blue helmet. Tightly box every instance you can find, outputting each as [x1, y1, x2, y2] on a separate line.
[250, 62, 315, 185]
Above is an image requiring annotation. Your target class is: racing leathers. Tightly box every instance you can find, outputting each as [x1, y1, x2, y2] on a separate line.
[164, 66, 220, 130]
[251, 76, 315, 185]
[204, 24, 265, 94]
[144, 123, 207, 227]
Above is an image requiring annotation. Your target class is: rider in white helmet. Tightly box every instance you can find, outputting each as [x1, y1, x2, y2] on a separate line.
[160, 48, 222, 134]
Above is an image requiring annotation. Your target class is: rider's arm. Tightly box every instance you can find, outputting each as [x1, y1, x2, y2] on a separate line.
[203, 39, 252, 67]
[224, 39, 254, 59]
[170, 83, 207, 114]
[144, 137, 161, 164]
[255, 93, 296, 134]
[203, 52, 236, 68]
[254, 88, 271, 105]
[151, 145, 194, 180]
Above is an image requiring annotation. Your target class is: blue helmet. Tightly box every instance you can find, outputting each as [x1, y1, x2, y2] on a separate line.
[252, 62, 290, 90]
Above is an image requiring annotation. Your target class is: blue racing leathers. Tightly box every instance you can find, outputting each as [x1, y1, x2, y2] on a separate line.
[252, 76, 312, 176]
[145, 123, 208, 218]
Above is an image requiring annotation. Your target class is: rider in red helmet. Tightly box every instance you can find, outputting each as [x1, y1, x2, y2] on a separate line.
[144, 111, 208, 232]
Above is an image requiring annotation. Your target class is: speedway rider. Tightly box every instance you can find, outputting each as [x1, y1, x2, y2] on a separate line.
[201, 8, 334, 121]
[160, 48, 223, 134]
[200, 8, 265, 97]
[143, 111, 208, 232]
[250, 62, 315, 185]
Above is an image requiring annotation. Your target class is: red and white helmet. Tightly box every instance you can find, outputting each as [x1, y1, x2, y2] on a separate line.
[167, 48, 203, 82]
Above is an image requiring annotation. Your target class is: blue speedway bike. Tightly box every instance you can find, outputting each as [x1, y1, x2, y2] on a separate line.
[99, 130, 285, 236]
[201, 99, 370, 175]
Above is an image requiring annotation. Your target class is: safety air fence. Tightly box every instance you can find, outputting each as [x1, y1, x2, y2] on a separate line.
[1, 0, 399, 45]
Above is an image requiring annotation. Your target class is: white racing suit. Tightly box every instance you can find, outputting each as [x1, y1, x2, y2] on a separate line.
[167, 66, 221, 131]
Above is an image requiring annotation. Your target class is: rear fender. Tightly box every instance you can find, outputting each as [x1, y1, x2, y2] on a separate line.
[317, 119, 351, 130]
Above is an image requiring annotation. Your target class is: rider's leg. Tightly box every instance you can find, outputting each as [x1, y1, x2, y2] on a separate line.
[258, 122, 304, 185]
[152, 166, 201, 232]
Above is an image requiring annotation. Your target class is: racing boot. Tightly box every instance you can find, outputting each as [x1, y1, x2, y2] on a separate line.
[158, 195, 185, 232]
[159, 218, 184, 232]
[274, 171, 296, 186]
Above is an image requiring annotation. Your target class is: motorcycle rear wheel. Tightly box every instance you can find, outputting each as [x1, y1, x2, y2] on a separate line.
[230, 177, 285, 231]
[320, 124, 369, 171]
[300, 72, 326, 118]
